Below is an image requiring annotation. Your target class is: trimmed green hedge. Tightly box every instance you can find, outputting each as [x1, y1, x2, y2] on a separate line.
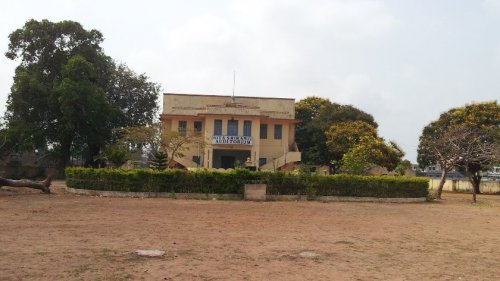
[65, 168, 429, 198]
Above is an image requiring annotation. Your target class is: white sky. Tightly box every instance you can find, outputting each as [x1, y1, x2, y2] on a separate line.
[1, 0, 499, 162]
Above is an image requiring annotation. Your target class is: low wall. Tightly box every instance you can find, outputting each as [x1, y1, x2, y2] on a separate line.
[66, 187, 242, 200]
[244, 184, 266, 201]
[428, 179, 500, 194]
[66, 187, 426, 203]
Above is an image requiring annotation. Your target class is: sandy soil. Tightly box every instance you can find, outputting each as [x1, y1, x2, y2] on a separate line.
[1, 182, 499, 281]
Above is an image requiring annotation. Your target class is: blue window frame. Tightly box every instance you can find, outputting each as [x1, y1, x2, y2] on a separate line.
[243, 120, 252, 137]
[178, 120, 187, 136]
[228, 120, 238, 136]
[194, 121, 202, 135]
[260, 124, 267, 139]
[214, 119, 222, 135]
[274, 124, 282, 139]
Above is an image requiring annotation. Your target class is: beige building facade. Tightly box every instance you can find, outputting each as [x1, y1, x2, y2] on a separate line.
[161, 93, 301, 170]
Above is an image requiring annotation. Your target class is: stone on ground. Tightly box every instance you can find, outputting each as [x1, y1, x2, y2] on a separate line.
[134, 249, 165, 257]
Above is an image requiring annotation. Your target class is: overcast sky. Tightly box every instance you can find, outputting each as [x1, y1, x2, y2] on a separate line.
[1, 0, 499, 162]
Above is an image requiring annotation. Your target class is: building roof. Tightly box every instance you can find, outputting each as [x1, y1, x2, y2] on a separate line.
[163, 92, 295, 101]
[163, 92, 296, 119]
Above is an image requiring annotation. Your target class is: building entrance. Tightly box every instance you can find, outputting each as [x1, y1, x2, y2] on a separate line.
[221, 156, 235, 169]
[213, 149, 251, 169]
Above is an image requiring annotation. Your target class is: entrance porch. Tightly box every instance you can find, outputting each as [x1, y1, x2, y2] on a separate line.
[212, 149, 251, 169]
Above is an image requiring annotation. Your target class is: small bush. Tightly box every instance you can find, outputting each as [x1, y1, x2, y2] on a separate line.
[65, 168, 429, 198]
[314, 174, 429, 198]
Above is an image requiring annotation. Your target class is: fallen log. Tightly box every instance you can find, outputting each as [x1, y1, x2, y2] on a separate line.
[0, 176, 52, 194]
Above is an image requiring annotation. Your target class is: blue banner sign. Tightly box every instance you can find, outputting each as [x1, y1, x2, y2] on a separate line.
[212, 135, 252, 145]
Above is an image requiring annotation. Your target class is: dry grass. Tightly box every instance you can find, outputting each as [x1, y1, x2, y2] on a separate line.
[1, 184, 499, 281]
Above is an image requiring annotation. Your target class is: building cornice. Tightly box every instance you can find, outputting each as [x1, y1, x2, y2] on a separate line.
[163, 92, 295, 101]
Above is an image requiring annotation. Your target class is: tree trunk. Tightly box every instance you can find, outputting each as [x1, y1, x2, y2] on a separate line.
[466, 167, 479, 203]
[435, 170, 448, 199]
[84, 143, 101, 167]
[0, 176, 51, 194]
[471, 171, 481, 194]
[59, 136, 73, 169]
[470, 176, 477, 203]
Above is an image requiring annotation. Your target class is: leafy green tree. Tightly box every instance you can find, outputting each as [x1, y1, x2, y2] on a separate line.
[295, 97, 377, 170]
[100, 144, 130, 168]
[5, 20, 107, 167]
[340, 136, 404, 175]
[295, 97, 332, 166]
[55, 55, 113, 167]
[325, 120, 378, 162]
[105, 64, 160, 128]
[339, 145, 371, 175]
[2, 19, 159, 168]
[395, 159, 412, 176]
[418, 101, 500, 199]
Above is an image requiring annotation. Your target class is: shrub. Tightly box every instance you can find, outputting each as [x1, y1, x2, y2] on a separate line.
[65, 168, 429, 198]
[314, 174, 429, 198]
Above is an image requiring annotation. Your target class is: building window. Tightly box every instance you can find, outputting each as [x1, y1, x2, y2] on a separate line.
[178, 120, 187, 136]
[194, 121, 202, 136]
[192, 155, 200, 165]
[260, 124, 267, 139]
[243, 120, 252, 137]
[214, 119, 222, 135]
[259, 158, 267, 166]
[228, 119, 238, 136]
[274, 124, 282, 139]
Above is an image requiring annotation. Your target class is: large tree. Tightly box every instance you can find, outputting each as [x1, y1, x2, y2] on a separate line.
[2, 19, 160, 168]
[54, 55, 113, 167]
[418, 125, 473, 199]
[325, 120, 378, 162]
[417, 101, 500, 199]
[455, 127, 499, 202]
[295, 97, 378, 170]
[105, 64, 160, 128]
[340, 136, 404, 175]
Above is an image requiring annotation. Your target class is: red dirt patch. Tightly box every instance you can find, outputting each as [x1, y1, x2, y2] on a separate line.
[1, 184, 499, 280]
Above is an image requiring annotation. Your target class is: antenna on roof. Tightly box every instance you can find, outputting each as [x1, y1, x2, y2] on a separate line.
[231, 70, 236, 103]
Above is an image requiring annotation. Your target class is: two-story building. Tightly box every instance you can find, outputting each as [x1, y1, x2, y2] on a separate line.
[160, 93, 301, 170]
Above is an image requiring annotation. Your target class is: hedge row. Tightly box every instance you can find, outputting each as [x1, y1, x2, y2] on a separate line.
[65, 168, 429, 198]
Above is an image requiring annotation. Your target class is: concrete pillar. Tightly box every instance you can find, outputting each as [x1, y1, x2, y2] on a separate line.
[244, 184, 267, 201]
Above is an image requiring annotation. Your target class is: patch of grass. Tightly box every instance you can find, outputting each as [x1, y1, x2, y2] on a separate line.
[68, 264, 93, 277]
[426, 192, 437, 201]
[469, 201, 496, 207]
[334, 240, 354, 245]
[174, 249, 195, 256]
[95, 273, 135, 281]
[97, 248, 118, 258]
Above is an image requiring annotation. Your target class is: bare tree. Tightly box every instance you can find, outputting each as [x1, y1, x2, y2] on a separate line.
[418, 126, 472, 199]
[118, 124, 204, 169]
[456, 129, 499, 202]
[417, 101, 500, 200]
[159, 129, 204, 168]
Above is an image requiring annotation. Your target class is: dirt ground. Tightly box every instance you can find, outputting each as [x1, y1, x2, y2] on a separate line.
[1, 182, 499, 281]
